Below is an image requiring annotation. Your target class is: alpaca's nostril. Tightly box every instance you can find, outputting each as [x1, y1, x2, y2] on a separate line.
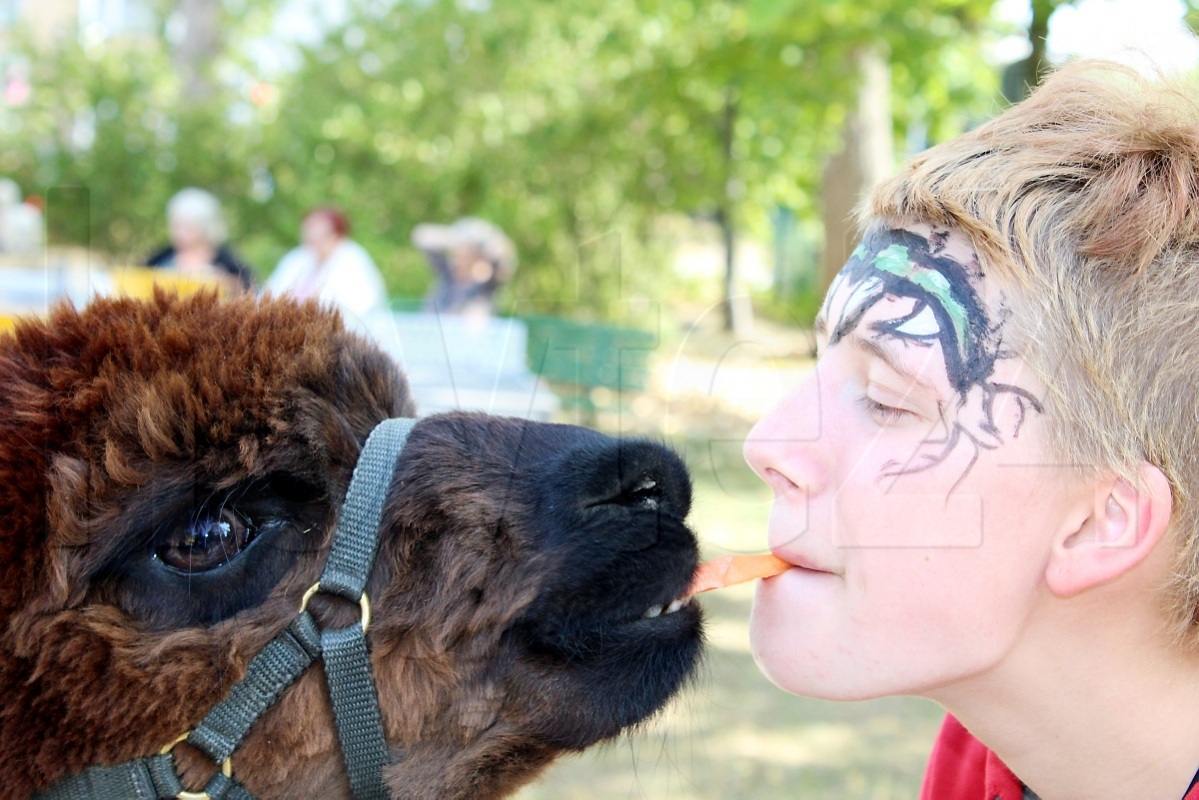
[623, 475, 660, 509]
[568, 439, 692, 516]
[584, 474, 665, 511]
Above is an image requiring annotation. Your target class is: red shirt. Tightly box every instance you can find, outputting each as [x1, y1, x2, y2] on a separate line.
[920, 714, 1199, 800]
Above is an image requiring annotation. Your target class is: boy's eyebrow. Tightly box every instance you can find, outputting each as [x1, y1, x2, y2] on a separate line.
[852, 334, 937, 393]
[815, 311, 938, 392]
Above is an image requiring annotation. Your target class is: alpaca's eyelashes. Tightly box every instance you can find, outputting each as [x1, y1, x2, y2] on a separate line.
[153, 508, 256, 574]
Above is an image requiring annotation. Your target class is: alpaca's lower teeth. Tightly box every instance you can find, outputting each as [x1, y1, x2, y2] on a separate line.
[641, 596, 691, 619]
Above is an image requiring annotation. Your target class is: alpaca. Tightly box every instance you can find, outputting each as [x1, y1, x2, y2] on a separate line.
[0, 292, 702, 799]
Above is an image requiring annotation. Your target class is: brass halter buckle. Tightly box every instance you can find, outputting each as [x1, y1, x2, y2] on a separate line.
[160, 733, 233, 800]
[299, 582, 372, 633]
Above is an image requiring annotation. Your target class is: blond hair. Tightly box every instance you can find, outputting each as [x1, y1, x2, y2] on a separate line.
[865, 59, 1199, 643]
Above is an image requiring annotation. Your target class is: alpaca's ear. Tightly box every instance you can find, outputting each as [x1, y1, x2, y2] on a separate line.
[1044, 463, 1172, 598]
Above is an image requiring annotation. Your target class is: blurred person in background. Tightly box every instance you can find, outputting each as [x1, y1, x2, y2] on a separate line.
[145, 188, 255, 292]
[414, 217, 516, 317]
[266, 206, 389, 324]
[0, 179, 44, 256]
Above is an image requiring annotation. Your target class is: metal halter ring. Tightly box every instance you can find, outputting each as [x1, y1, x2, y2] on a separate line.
[160, 733, 233, 800]
[299, 582, 372, 633]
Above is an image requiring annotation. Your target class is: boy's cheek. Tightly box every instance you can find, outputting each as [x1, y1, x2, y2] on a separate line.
[832, 490, 984, 549]
[748, 589, 803, 687]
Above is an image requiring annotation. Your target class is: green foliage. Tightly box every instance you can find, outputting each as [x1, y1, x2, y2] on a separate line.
[2, 31, 178, 258]
[0, 0, 1004, 320]
[0, 21, 280, 266]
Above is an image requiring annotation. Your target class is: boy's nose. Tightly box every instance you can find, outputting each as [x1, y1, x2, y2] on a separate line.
[743, 373, 826, 498]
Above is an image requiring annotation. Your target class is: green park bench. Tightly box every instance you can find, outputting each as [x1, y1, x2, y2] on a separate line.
[522, 315, 657, 421]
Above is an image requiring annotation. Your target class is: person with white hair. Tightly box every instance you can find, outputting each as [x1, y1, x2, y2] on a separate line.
[145, 188, 254, 291]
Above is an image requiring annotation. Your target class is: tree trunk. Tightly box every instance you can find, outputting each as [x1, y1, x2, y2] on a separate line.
[1027, 0, 1053, 88]
[718, 86, 753, 336]
[171, 0, 223, 101]
[820, 46, 892, 291]
[1002, 0, 1057, 102]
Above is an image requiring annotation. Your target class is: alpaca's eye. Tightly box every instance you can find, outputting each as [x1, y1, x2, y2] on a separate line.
[155, 509, 254, 573]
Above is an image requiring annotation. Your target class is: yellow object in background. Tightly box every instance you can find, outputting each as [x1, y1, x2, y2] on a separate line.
[0, 261, 224, 336]
[106, 265, 225, 300]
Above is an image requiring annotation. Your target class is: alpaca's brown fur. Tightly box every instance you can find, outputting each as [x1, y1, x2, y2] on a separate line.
[0, 291, 702, 799]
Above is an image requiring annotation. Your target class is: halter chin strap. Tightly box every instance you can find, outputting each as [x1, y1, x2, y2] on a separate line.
[37, 418, 417, 800]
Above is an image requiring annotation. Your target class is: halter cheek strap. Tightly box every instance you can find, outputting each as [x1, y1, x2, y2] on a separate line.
[37, 418, 416, 800]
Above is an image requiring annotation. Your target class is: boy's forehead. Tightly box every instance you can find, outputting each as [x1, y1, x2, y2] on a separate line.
[898, 222, 978, 267]
[895, 222, 1012, 314]
[827, 222, 1003, 312]
[819, 222, 1027, 398]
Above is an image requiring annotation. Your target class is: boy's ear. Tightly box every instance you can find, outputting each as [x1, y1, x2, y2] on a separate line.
[1045, 463, 1173, 598]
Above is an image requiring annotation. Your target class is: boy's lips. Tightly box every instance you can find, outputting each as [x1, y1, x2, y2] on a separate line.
[772, 549, 838, 576]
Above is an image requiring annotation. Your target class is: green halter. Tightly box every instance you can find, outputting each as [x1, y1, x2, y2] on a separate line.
[38, 418, 417, 800]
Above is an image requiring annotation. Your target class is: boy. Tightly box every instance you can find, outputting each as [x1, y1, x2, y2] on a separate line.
[744, 60, 1199, 799]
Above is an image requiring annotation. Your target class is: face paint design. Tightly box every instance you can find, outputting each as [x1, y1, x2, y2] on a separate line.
[824, 228, 1043, 487]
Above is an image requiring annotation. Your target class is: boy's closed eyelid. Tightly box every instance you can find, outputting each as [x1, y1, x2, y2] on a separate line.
[867, 377, 910, 400]
[852, 335, 939, 394]
[872, 374, 939, 411]
[814, 328, 943, 409]
[858, 394, 916, 424]
[865, 366, 943, 416]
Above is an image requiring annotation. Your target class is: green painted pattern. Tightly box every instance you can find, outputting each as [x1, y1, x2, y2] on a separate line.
[871, 244, 970, 361]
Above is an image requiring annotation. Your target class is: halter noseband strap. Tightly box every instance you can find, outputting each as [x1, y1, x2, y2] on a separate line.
[37, 418, 416, 800]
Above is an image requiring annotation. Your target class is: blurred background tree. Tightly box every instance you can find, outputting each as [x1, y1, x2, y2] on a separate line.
[261, 0, 999, 329]
[1, 0, 1192, 325]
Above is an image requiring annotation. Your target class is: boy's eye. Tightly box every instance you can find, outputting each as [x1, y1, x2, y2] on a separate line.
[859, 395, 913, 424]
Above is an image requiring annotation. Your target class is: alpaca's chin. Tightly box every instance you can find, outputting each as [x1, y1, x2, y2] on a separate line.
[513, 593, 704, 751]
[576, 600, 704, 741]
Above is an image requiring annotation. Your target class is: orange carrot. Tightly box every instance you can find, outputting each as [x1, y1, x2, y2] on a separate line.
[686, 554, 791, 596]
